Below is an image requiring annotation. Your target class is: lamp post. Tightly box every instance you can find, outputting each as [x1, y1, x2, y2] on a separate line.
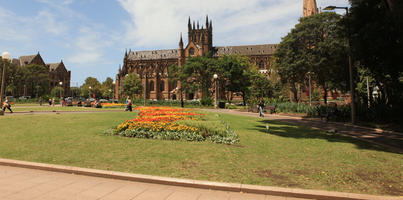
[59, 81, 63, 99]
[1, 52, 11, 115]
[307, 72, 312, 106]
[213, 74, 218, 108]
[88, 86, 92, 99]
[324, 6, 356, 124]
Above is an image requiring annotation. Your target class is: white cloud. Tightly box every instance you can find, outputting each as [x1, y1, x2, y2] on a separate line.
[118, 0, 350, 48]
[67, 27, 113, 64]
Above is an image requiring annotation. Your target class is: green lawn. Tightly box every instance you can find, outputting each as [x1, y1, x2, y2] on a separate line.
[0, 111, 401, 196]
[10, 106, 124, 112]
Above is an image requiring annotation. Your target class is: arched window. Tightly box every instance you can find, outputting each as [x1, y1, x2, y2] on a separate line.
[149, 81, 154, 91]
[259, 60, 265, 69]
[160, 81, 165, 91]
[189, 47, 195, 55]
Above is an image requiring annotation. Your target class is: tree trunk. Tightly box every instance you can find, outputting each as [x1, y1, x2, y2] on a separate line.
[323, 85, 328, 105]
[290, 84, 299, 102]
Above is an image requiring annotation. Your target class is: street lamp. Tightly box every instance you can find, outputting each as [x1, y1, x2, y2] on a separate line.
[1, 52, 11, 115]
[88, 86, 92, 99]
[324, 5, 356, 124]
[59, 81, 63, 98]
[307, 72, 312, 106]
[213, 74, 218, 108]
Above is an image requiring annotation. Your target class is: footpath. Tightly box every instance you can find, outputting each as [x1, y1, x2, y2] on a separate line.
[202, 109, 403, 154]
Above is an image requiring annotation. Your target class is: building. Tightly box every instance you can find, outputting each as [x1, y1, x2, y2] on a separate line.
[115, 16, 277, 100]
[8, 52, 71, 97]
[303, 0, 319, 17]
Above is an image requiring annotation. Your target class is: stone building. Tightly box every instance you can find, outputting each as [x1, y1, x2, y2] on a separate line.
[9, 52, 71, 97]
[115, 16, 277, 100]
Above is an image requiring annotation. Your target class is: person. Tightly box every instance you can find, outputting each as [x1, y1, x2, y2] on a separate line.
[51, 98, 55, 106]
[61, 98, 65, 107]
[39, 97, 43, 106]
[258, 98, 265, 117]
[48, 98, 52, 106]
[2, 97, 13, 113]
[126, 97, 132, 112]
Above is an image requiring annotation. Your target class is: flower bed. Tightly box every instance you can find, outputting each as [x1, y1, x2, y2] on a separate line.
[101, 103, 126, 108]
[105, 106, 239, 144]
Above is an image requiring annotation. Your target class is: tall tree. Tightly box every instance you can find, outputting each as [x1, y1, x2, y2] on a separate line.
[22, 64, 51, 97]
[101, 77, 114, 99]
[348, 0, 402, 109]
[274, 12, 348, 103]
[80, 77, 101, 98]
[179, 55, 218, 99]
[123, 73, 143, 98]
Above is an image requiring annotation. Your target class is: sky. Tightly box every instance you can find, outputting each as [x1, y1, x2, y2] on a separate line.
[0, 0, 349, 86]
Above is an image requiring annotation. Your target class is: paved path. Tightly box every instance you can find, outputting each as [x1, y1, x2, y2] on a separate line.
[203, 109, 403, 153]
[0, 165, 309, 200]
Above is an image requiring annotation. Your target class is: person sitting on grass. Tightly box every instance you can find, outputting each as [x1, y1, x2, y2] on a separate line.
[2, 97, 13, 113]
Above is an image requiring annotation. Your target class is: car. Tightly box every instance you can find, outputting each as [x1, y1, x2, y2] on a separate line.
[99, 99, 108, 103]
[18, 96, 31, 100]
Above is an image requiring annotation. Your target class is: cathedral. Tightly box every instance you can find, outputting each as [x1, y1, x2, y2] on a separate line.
[115, 0, 319, 100]
[115, 16, 277, 100]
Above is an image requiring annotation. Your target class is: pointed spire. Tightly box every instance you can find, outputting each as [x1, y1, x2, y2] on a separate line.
[188, 16, 191, 30]
[179, 33, 183, 47]
[193, 21, 195, 30]
[197, 21, 199, 29]
[60, 59, 63, 63]
[209, 20, 213, 30]
[206, 15, 209, 27]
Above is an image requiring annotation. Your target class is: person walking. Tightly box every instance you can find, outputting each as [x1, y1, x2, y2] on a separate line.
[48, 98, 52, 106]
[51, 98, 55, 107]
[2, 97, 13, 113]
[126, 97, 132, 112]
[39, 97, 43, 106]
[258, 98, 265, 117]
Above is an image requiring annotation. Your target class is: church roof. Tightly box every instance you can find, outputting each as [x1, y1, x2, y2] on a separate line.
[128, 49, 179, 60]
[213, 44, 278, 57]
[47, 62, 61, 71]
[18, 54, 36, 66]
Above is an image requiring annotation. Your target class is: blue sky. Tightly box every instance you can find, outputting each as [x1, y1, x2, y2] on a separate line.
[0, 0, 349, 86]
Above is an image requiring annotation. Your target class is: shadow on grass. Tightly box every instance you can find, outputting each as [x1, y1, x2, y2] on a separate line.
[252, 119, 402, 154]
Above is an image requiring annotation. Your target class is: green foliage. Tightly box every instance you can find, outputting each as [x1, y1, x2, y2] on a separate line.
[274, 12, 348, 103]
[123, 73, 143, 98]
[70, 87, 81, 98]
[200, 96, 213, 106]
[101, 77, 115, 99]
[80, 77, 101, 98]
[349, 0, 403, 115]
[179, 55, 217, 98]
[50, 86, 64, 98]
[22, 64, 51, 97]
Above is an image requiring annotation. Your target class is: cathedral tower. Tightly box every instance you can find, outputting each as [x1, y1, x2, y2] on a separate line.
[303, 0, 318, 17]
[187, 16, 213, 56]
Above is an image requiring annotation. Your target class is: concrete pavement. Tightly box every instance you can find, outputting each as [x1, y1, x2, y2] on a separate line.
[0, 165, 308, 200]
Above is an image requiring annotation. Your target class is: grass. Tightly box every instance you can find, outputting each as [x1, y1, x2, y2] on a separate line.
[9, 105, 123, 112]
[0, 111, 402, 196]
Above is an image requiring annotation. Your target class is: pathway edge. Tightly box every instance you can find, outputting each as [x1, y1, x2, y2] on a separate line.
[0, 158, 400, 200]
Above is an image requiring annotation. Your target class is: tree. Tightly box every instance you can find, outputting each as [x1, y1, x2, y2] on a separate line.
[70, 87, 81, 98]
[22, 64, 51, 97]
[179, 55, 218, 99]
[101, 77, 114, 99]
[217, 55, 256, 104]
[274, 12, 348, 103]
[51, 86, 64, 98]
[348, 0, 402, 109]
[80, 77, 101, 98]
[123, 73, 142, 98]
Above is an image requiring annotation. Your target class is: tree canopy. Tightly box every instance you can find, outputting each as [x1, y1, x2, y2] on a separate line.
[274, 12, 348, 103]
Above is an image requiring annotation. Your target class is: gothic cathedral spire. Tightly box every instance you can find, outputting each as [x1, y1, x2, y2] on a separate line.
[303, 0, 318, 17]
